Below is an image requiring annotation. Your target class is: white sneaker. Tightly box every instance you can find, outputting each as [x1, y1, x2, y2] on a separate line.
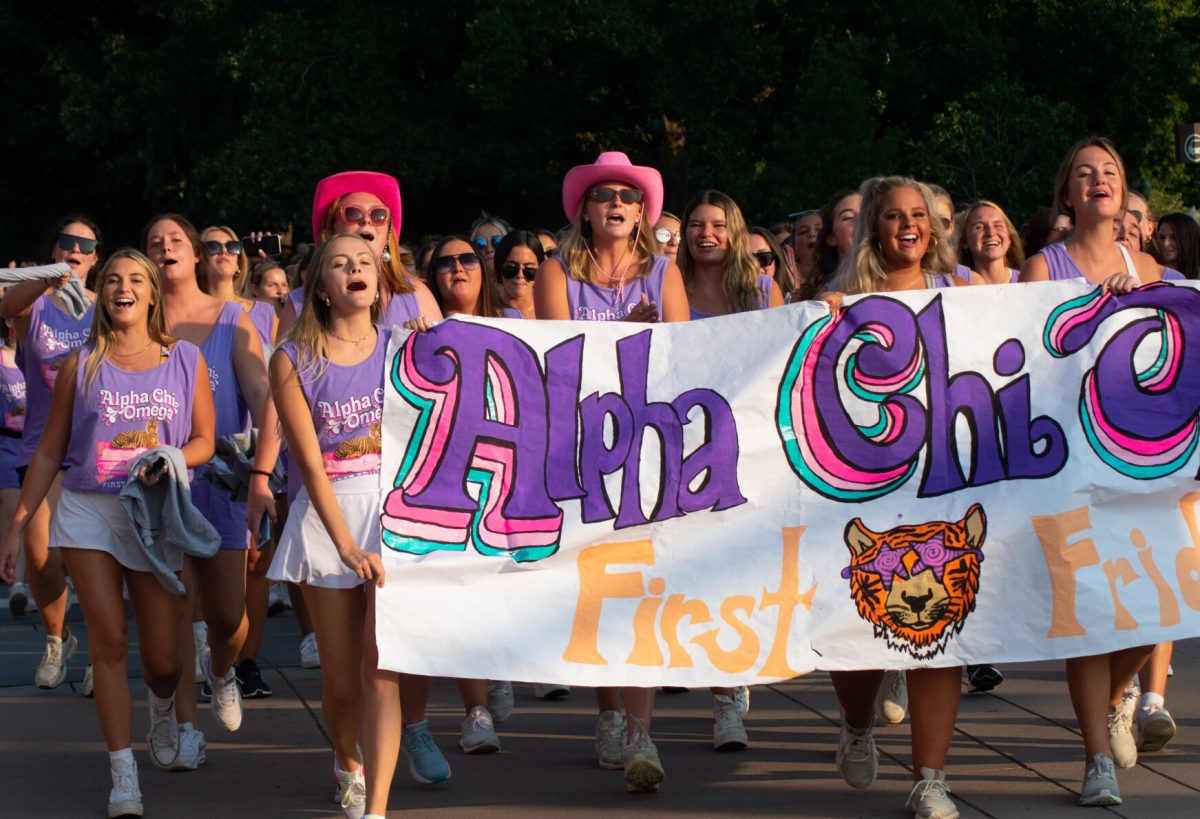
[621, 718, 665, 793]
[145, 693, 180, 770]
[7, 581, 30, 615]
[267, 583, 286, 616]
[595, 710, 625, 770]
[876, 670, 907, 724]
[108, 760, 143, 818]
[201, 647, 243, 732]
[486, 681, 514, 723]
[333, 765, 366, 819]
[35, 629, 79, 689]
[83, 664, 95, 698]
[533, 682, 570, 699]
[1079, 753, 1121, 806]
[170, 723, 207, 771]
[712, 694, 748, 750]
[1134, 704, 1177, 752]
[1107, 701, 1137, 769]
[300, 632, 321, 669]
[836, 721, 878, 789]
[192, 622, 207, 679]
[732, 685, 750, 717]
[907, 767, 958, 819]
[459, 705, 501, 754]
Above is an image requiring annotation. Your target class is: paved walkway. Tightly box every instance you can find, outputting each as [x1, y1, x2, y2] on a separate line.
[1, 590, 1196, 817]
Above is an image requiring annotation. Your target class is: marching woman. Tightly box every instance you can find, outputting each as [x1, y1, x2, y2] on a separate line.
[0, 215, 99, 691]
[822, 175, 963, 819]
[0, 248, 215, 818]
[535, 151, 688, 793]
[267, 233, 394, 818]
[1020, 137, 1164, 806]
[957, 201, 1025, 285]
[142, 214, 273, 767]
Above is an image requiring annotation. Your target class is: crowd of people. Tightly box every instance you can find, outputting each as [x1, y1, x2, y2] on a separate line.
[0, 135, 1197, 819]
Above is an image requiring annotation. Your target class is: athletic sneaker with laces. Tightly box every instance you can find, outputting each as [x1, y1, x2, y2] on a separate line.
[300, 632, 321, 669]
[145, 693, 181, 770]
[1079, 753, 1121, 806]
[236, 657, 272, 698]
[459, 705, 501, 754]
[401, 720, 451, 783]
[108, 759, 143, 818]
[712, 694, 748, 750]
[170, 723, 207, 771]
[1107, 700, 1137, 769]
[907, 767, 958, 819]
[595, 710, 626, 770]
[1134, 704, 1177, 752]
[965, 664, 1004, 693]
[732, 685, 750, 717]
[201, 647, 244, 732]
[836, 721, 878, 789]
[876, 670, 907, 724]
[621, 718, 665, 793]
[486, 681, 514, 723]
[83, 664, 95, 698]
[35, 628, 78, 689]
[333, 765, 366, 819]
[8, 580, 30, 615]
[532, 682, 570, 699]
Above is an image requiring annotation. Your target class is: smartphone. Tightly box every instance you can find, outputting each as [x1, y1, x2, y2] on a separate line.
[241, 234, 282, 258]
[255, 514, 272, 552]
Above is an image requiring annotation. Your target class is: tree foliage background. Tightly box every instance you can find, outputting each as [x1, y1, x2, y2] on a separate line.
[3, 0, 1198, 259]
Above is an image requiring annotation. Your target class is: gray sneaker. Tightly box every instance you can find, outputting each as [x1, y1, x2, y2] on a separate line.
[35, 629, 79, 689]
[595, 710, 626, 770]
[876, 670, 907, 724]
[622, 718, 665, 793]
[1107, 702, 1137, 769]
[1134, 705, 1177, 752]
[1079, 753, 1121, 806]
[459, 705, 501, 754]
[836, 721, 878, 789]
[712, 695, 748, 750]
[145, 694, 180, 770]
[169, 724, 207, 771]
[907, 767, 958, 818]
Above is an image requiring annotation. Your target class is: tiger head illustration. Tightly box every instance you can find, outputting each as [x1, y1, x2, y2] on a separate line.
[840, 504, 986, 659]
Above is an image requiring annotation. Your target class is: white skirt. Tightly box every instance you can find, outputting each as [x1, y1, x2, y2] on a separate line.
[268, 473, 380, 589]
[51, 487, 183, 574]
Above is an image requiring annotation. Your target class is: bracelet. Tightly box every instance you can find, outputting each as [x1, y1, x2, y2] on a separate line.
[250, 469, 273, 478]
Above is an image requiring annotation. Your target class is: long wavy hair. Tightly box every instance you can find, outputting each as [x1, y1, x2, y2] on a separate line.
[829, 176, 956, 296]
[957, 201, 1025, 271]
[675, 190, 761, 312]
[317, 195, 414, 296]
[283, 234, 382, 383]
[800, 189, 857, 302]
[557, 196, 658, 283]
[82, 249, 174, 391]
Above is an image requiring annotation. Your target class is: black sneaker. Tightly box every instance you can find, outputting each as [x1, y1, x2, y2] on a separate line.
[236, 658, 272, 699]
[966, 664, 1004, 693]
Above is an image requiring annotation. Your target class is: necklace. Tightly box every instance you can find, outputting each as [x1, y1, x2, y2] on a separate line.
[109, 339, 155, 358]
[327, 327, 374, 344]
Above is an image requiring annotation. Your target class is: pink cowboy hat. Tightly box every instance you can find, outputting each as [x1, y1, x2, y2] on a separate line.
[561, 151, 663, 225]
[311, 170, 402, 244]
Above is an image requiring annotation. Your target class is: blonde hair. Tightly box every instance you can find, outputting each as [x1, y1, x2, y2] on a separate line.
[678, 190, 762, 312]
[829, 176, 956, 296]
[1053, 136, 1128, 222]
[957, 200, 1025, 271]
[318, 195, 414, 297]
[283, 234, 382, 382]
[199, 226, 249, 294]
[557, 197, 659, 283]
[82, 249, 174, 391]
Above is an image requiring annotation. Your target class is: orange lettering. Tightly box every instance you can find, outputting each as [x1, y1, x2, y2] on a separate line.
[659, 594, 712, 668]
[563, 539, 653, 665]
[758, 526, 816, 678]
[1102, 558, 1139, 630]
[1032, 506, 1099, 638]
[627, 577, 666, 666]
[1131, 529, 1180, 627]
[1176, 492, 1200, 611]
[692, 595, 760, 674]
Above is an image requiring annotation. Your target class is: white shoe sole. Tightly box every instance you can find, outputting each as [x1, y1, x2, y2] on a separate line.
[108, 798, 144, 817]
[1079, 790, 1122, 806]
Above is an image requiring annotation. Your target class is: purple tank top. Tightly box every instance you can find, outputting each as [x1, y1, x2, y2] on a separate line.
[248, 301, 275, 348]
[19, 296, 95, 465]
[930, 273, 954, 289]
[1163, 267, 1185, 281]
[1039, 242, 1140, 283]
[0, 352, 26, 434]
[62, 342, 200, 493]
[289, 289, 303, 316]
[689, 272, 775, 320]
[381, 290, 420, 327]
[202, 302, 251, 438]
[561, 254, 668, 321]
[278, 329, 386, 481]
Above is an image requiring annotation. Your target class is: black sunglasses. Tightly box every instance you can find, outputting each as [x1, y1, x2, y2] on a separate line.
[57, 233, 98, 254]
[432, 252, 481, 274]
[500, 263, 537, 281]
[473, 235, 503, 249]
[753, 250, 778, 269]
[588, 187, 643, 205]
[202, 239, 243, 256]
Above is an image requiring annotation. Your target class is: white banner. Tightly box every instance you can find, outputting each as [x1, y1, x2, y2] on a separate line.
[374, 280, 1200, 687]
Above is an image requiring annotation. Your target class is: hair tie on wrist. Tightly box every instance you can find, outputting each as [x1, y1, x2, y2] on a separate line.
[250, 469, 273, 478]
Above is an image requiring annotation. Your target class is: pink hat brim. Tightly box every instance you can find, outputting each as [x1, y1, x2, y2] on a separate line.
[311, 171, 402, 244]
[562, 152, 663, 226]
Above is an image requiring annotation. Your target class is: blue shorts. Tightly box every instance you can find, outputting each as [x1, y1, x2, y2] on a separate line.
[0, 434, 21, 490]
[191, 470, 250, 551]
